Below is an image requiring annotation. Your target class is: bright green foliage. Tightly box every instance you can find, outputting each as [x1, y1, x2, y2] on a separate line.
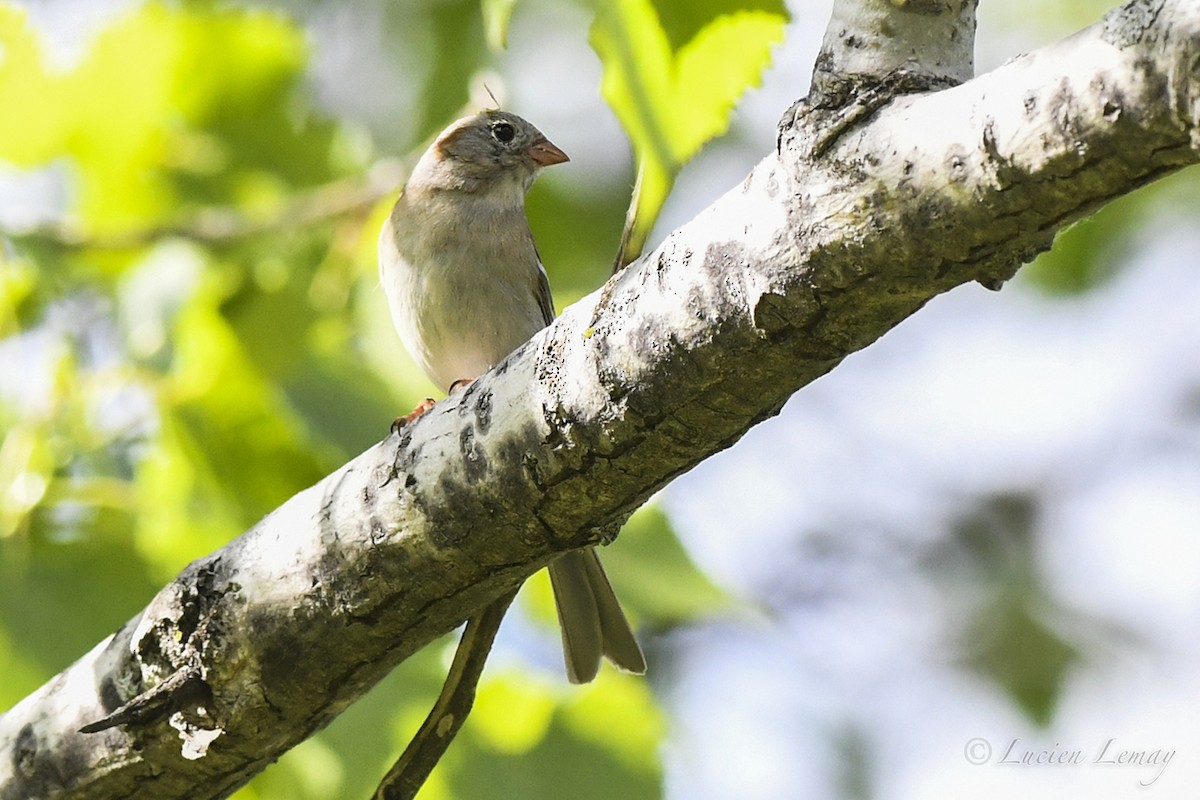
[1023, 169, 1200, 294]
[0, 6, 64, 166]
[439, 670, 664, 800]
[523, 503, 727, 634]
[0, 3, 324, 232]
[0, 2, 755, 797]
[590, 0, 788, 266]
[438, 670, 664, 800]
[596, 503, 727, 623]
[482, 0, 519, 51]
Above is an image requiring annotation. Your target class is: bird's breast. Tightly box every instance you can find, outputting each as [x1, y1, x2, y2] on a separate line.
[379, 193, 549, 391]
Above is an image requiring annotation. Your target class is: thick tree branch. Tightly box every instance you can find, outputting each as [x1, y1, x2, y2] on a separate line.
[811, 0, 976, 103]
[1, 0, 1197, 797]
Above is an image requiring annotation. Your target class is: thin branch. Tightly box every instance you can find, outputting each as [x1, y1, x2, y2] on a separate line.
[372, 591, 518, 800]
[0, 159, 408, 250]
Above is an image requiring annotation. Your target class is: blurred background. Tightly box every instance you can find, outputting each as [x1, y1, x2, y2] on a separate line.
[2, 1, 1199, 798]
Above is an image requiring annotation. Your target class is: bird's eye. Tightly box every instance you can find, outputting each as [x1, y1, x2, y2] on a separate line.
[491, 122, 516, 143]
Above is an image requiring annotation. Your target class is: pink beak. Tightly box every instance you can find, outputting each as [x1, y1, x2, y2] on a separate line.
[528, 138, 569, 167]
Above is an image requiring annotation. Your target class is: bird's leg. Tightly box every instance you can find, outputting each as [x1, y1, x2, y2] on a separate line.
[389, 376, 477, 434]
[447, 378, 475, 395]
[390, 398, 436, 434]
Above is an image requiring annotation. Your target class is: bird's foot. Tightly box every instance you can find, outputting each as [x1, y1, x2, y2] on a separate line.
[447, 378, 475, 395]
[391, 398, 436, 434]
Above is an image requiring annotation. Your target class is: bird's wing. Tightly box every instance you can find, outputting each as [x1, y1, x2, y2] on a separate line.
[534, 256, 555, 328]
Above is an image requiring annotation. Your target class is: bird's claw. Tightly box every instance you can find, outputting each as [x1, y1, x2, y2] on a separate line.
[391, 398, 436, 434]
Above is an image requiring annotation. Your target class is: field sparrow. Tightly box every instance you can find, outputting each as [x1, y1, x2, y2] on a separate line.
[378, 110, 646, 683]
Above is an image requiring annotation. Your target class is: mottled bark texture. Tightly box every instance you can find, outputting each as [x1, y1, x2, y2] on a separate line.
[2, 0, 1198, 797]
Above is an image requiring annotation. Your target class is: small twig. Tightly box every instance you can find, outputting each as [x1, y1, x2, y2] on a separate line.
[611, 160, 647, 275]
[1, 159, 409, 251]
[372, 590, 519, 800]
[79, 580, 222, 735]
[79, 666, 210, 734]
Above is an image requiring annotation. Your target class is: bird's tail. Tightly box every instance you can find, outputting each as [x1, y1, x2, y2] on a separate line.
[547, 548, 646, 683]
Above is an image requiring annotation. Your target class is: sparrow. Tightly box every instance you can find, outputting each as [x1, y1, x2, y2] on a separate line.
[378, 110, 646, 683]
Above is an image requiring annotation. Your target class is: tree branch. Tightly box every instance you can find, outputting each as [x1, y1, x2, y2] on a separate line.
[371, 591, 518, 800]
[1, 160, 408, 250]
[1, 0, 1197, 797]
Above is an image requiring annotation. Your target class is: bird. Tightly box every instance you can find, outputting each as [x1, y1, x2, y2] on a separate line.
[378, 109, 646, 683]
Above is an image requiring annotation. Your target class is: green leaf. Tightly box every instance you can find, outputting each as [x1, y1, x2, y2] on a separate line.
[0, 2, 339, 236]
[131, 272, 331, 576]
[482, 0, 519, 51]
[416, 0, 486, 137]
[0, 5, 67, 164]
[951, 494, 1079, 726]
[471, 672, 557, 754]
[561, 673, 664, 774]
[590, 0, 788, 266]
[522, 502, 726, 630]
[0, 624, 46, 710]
[444, 673, 663, 800]
[0, 256, 39, 338]
[962, 591, 1079, 726]
[601, 502, 728, 624]
[0, 508, 160, 704]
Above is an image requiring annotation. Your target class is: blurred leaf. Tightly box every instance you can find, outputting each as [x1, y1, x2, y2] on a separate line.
[0, 506, 158, 701]
[1022, 200, 1134, 294]
[0, 2, 343, 240]
[987, 0, 1118, 41]
[561, 672, 664, 773]
[230, 738, 345, 800]
[132, 274, 330, 575]
[601, 502, 728, 624]
[443, 673, 662, 800]
[69, 2, 335, 231]
[281, 351, 400, 455]
[1022, 169, 1200, 295]
[523, 502, 726, 630]
[0, 255, 39, 337]
[832, 725, 874, 800]
[0, 623, 46, 709]
[216, 234, 399, 454]
[417, 0, 486, 137]
[482, 0, 519, 51]
[963, 591, 1079, 726]
[0, 5, 66, 163]
[590, 0, 787, 266]
[947, 493, 1079, 726]
[0, 421, 53, 539]
[526, 177, 630, 304]
[472, 671, 557, 754]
